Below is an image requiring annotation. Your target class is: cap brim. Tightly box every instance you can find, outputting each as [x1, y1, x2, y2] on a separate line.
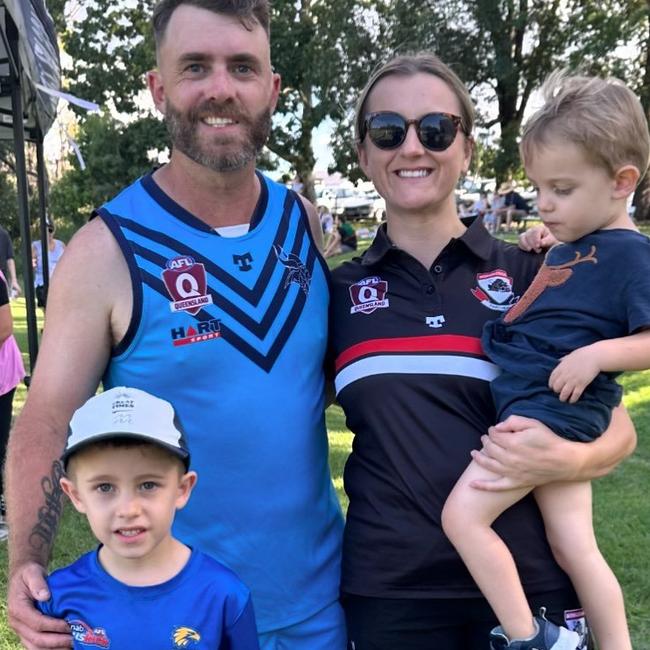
[62, 431, 190, 470]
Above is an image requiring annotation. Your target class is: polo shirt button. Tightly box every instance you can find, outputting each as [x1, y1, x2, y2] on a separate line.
[433, 265, 443, 273]
[425, 285, 434, 294]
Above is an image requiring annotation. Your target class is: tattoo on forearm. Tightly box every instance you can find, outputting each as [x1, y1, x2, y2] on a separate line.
[28, 460, 64, 553]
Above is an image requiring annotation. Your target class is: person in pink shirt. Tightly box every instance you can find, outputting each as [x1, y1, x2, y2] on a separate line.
[0, 269, 25, 541]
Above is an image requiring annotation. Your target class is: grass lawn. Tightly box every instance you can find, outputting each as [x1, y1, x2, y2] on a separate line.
[1, 228, 650, 647]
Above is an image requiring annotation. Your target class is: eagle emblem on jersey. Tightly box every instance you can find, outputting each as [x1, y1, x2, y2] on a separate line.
[172, 626, 201, 647]
[471, 269, 519, 312]
[273, 244, 311, 294]
[162, 255, 214, 316]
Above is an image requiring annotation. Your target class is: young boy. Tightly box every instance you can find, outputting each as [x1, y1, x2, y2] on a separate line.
[38, 386, 260, 649]
[442, 72, 650, 650]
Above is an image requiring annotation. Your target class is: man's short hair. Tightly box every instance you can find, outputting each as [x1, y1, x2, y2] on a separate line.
[520, 71, 650, 179]
[152, 0, 270, 48]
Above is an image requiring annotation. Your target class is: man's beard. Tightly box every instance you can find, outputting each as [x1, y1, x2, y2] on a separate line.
[165, 99, 271, 172]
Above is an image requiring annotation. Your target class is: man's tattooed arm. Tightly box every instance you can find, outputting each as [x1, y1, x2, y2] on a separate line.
[27, 460, 65, 557]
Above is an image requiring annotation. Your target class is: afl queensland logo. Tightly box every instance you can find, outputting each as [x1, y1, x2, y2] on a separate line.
[349, 276, 389, 314]
[471, 269, 518, 312]
[162, 256, 214, 316]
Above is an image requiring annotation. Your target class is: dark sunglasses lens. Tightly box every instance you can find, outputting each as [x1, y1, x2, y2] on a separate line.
[419, 114, 458, 150]
[367, 113, 406, 149]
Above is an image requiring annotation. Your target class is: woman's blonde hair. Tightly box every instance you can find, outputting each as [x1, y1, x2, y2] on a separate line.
[520, 70, 650, 178]
[354, 52, 475, 145]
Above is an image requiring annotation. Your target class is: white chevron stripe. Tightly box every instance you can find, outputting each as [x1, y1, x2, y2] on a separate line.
[335, 354, 501, 395]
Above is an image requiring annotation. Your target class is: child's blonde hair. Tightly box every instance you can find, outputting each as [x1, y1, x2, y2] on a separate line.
[520, 71, 650, 180]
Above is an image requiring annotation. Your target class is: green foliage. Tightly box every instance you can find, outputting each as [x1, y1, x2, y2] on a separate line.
[61, 0, 155, 116]
[50, 113, 168, 230]
[0, 172, 18, 240]
[268, 0, 377, 199]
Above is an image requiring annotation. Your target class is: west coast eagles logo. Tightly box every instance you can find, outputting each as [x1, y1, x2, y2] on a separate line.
[172, 626, 201, 647]
[162, 256, 214, 316]
[349, 276, 389, 314]
[471, 269, 519, 312]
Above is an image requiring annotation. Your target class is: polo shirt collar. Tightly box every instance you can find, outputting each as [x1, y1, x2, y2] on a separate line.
[361, 216, 493, 267]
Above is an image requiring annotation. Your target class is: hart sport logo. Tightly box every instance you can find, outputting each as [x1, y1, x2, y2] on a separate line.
[162, 256, 214, 316]
[349, 276, 389, 314]
[68, 619, 110, 648]
[170, 319, 221, 347]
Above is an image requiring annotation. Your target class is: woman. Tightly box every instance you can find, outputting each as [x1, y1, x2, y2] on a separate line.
[32, 221, 65, 310]
[0, 269, 25, 541]
[328, 53, 635, 649]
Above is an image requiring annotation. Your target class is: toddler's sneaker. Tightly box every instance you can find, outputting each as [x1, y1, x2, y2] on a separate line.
[490, 608, 580, 649]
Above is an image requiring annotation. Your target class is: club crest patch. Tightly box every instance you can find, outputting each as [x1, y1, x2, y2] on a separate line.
[162, 255, 214, 316]
[471, 269, 519, 312]
[172, 626, 201, 647]
[68, 619, 110, 648]
[273, 245, 311, 294]
[349, 276, 389, 314]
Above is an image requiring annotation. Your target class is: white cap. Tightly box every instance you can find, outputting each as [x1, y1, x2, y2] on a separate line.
[63, 387, 190, 469]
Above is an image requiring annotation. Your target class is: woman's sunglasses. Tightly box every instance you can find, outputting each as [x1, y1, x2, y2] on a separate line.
[360, 111, 466, 151]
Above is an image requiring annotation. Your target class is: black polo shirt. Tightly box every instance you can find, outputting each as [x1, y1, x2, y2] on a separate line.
[329, 218, 571, 599]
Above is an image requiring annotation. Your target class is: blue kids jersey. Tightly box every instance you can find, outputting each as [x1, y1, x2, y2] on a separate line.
[483, 229, 650, 440]
[98, 171, 344, 633]
[38, 547, 259, 649]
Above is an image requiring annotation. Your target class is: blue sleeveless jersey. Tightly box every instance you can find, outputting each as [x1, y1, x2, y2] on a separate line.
[99, 171, 343, 632]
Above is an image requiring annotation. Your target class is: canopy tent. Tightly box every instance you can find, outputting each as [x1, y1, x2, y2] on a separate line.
[0, 0, 60, 372]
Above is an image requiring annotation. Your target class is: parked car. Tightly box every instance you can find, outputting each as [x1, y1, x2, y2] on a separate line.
[364, 190, 386, 222]
[455, 177, 496, 204]
[316, 186, 373, 220]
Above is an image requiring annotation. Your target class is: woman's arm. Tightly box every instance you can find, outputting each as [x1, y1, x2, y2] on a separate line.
[470, 405, 636, 491]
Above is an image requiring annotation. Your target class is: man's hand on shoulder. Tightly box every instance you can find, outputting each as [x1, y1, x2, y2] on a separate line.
[7, 561, 71, 649]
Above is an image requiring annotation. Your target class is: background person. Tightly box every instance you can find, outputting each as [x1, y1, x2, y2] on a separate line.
[324, 214, 358, 258]
[0, 224, 21, 298]
[328, 52, 636, 649]
[472, 190, 496, 234]
[5, 2, 345, 649]
[495, 181, 531, 232]
[319, 204, 334, 236]
[32, 222, 65, 310]
[0, 268, 24, 542]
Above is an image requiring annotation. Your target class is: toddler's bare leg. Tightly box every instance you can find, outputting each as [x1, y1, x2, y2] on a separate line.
[442, 460, 534, 639]
[535, 481, 632, 650]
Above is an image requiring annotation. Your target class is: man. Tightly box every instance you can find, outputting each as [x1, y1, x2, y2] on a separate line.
[0, 223, 21, 297]
[5, 2, 345, 648]
[495, 180, 531, 232]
